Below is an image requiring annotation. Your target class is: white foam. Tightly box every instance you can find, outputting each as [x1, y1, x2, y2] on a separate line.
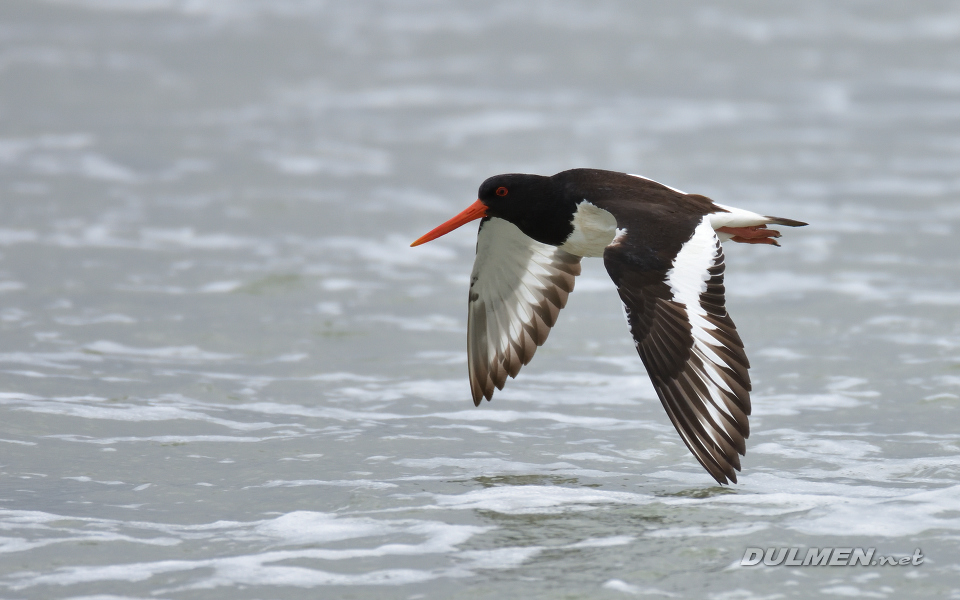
[270, 353, 308, 363]
[4, 393, 279, 431]
[457, 546, 543, 569]
[0, 509, 183, 556]
[48, 434, 283, 444]
[603, 579, 678, 596]
[430, 111, 546, 144]
[198, 281, 242, 293]
[0, 229, 38, 245]
[909, 290, 960, 305]
[819, 586, 884, 598]
[558, 452, 640, 464]
[78, 153, 137, 182]
[367, 314, 463, 332]
[791, 484, 960, 537]
[396, 456, 613, 479]
[321, 234, 456, 267]
[138, 228, 265, 251]
[84, 341, 236, 361]
[645, 522, 769, 539]
[254, 511, 407, 545]
[248, 480, 399, 490]
[751, 393, 865, 416]
[263, 146, 392, 177]
[2, 509, 490, 591]
[427, 409, 653, 430]
[568, 535, 634, 548]
[54, 314, 137, 325]
[429, 485, 653, 514]
[755, 347, 805, 360]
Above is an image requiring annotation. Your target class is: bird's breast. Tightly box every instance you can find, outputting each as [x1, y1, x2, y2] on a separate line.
[557, 200, 618, 257]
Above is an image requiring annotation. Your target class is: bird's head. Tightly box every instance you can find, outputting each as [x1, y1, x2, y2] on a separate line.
[411, 173, 575, 247]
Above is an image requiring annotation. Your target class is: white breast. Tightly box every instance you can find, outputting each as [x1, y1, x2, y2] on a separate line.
[557, 200, 618, 257]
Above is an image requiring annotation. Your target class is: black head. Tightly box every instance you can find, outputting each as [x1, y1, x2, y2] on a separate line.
[409, 172, 578, 248]
[477, 173, 576, 246]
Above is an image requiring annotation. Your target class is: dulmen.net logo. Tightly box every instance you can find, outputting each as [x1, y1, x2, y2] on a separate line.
[740, 548, 924, 567]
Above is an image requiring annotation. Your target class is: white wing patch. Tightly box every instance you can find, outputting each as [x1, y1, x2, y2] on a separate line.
[468, 218, 582, 404]
[667, 218, 719, 340]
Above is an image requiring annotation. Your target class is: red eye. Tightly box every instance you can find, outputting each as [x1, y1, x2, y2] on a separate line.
[496, 186, 508, 197]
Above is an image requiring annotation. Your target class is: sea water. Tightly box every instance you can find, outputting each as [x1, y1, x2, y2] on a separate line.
[1, 1, 959, 598]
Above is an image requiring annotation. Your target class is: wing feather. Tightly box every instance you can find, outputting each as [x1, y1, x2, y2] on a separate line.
[467, 218, 582, 405]
[604, 216, 752, 484]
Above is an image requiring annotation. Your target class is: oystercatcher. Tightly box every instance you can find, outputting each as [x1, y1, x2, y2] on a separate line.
[411, 168, 806, 484]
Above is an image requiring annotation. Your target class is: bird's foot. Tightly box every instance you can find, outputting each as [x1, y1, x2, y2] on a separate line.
[717, 225, 781, 246]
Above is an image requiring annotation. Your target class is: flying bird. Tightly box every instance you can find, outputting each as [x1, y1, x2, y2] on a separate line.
[411, 169, 806, 484]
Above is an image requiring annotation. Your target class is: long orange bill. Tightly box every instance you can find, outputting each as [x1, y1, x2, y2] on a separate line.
[410, 199, 487, 247]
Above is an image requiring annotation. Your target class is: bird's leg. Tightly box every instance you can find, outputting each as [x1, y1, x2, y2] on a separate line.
[716, 225, 782, 246]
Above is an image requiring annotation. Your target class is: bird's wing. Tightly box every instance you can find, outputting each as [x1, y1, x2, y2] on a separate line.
[603, 216, 751, 484]
[468, 217, 582, 405]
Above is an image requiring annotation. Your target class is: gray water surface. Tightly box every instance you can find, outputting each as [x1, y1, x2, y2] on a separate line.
[2, 1, 960, 598]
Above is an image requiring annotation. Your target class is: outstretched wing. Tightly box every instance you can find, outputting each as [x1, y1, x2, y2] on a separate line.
[468, 217, 582, 405]
[604, 216, 751, 484]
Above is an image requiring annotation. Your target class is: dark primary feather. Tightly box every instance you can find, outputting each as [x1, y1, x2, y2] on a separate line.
[604, 232, 751, 485]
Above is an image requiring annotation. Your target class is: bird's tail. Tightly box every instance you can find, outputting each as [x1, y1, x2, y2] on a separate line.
[764, 216, 808, 227]
[717, 216, 807, 246]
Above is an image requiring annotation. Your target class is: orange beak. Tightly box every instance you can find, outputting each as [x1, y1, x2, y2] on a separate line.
[410, 200, 488, 247]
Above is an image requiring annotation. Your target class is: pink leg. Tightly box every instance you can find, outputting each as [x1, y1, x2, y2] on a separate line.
[717, 225, 782, 246]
